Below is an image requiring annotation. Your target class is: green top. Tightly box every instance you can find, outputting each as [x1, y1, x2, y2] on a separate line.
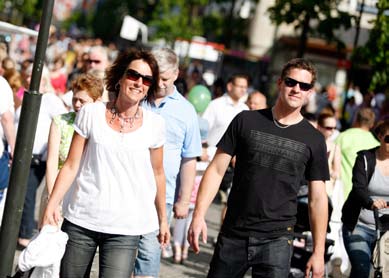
[53, 112, 76, 169]
[335, 128, 379, 199]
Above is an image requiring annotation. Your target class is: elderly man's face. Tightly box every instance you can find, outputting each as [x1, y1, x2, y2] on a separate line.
[87, 51, 108, 71]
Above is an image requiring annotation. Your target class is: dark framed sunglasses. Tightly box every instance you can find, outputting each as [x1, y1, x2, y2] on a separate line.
[126, 69, 153, 87]
[87, 59, 101, 64]
[323, 126, 336, 131]
[284, 77, 313, 91]
[384, 135, 389, 143]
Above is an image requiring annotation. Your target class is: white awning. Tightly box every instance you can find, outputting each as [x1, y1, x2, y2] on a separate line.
[0, 21, 38, 37]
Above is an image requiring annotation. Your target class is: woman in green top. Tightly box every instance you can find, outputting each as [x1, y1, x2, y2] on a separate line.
[44, 73, 103, 210]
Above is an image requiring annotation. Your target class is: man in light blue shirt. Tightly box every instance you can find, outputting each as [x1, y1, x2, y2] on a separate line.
[135, 48, 202, 278]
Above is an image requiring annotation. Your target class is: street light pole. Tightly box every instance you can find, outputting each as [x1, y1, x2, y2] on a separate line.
[0, 0, 54, 276]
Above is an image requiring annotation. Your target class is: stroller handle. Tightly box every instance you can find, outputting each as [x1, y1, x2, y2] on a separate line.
[373, 202, 389, 232]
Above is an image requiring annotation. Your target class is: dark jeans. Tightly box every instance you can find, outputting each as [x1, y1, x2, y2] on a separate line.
[342, 224, 376, 278]
[208, 233, 293, 278]
[61, 219, 140, 278]
[19, 162, 46, 239]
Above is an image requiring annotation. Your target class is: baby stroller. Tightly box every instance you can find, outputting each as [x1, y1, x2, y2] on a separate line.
[289, 185, 335, 278]
[372, 207, 389, 278]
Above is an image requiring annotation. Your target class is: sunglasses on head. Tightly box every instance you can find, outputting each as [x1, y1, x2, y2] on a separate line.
[126, 69, 153, 87]
[87, 59, 101, 64]
[284, 77, 313, 91]
[384, 135, 389, 143]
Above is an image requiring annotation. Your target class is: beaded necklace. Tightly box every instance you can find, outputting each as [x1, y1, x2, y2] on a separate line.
[109, 105, 141, 133]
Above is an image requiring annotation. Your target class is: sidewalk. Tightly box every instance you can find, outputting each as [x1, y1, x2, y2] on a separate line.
[159, 202, 221, 277]
[9, 196, 224, 277]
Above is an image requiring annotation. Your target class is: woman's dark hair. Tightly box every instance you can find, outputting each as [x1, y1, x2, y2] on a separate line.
[317, 111, 335, 127]
[105, 49, 159, 103]
[374, 119, 389, 138]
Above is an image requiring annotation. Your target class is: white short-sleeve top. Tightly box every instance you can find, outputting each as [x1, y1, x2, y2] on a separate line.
[63, 102, 165, 235]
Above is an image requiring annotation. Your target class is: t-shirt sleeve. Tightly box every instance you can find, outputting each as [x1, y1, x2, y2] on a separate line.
[306, 134, 330, 181]
[150, 114, 165, 148]
[73, 104, 93, 138]
[216, 112, 242, 156]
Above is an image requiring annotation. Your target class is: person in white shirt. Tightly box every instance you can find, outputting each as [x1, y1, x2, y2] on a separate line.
[42, 49, 169, 277]
[202, 73, 249, 230]
[0, 76, 16, 208]
[203, 74, 249, 148]
[18, 66, 67, 248]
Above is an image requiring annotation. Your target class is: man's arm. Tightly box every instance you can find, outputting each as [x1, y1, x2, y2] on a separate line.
[188, 149, 231, 253]
[305, 180, 328, 278]
[174, 157, 197, 218]
[1, 110, 16, 156]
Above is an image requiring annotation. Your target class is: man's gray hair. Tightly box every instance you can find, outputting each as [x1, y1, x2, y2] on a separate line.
[88, 45, 109, 62]
[151, 47, 179, 73]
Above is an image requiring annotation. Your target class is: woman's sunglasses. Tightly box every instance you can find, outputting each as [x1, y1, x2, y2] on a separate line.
[322, 126, 336, 131]
[126, 69, 153, 87]
[384, 135, 389, 143]
[284, 77, 313, 91]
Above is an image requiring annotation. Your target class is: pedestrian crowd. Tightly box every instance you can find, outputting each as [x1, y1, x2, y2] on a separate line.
[0, 27, 388, 278]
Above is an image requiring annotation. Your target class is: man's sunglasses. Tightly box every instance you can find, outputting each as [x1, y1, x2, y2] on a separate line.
[384, 135, 389, 143]
[126, 69, 153, 87]
[284, 77, 313, 91]
[87, 59, 101, 64]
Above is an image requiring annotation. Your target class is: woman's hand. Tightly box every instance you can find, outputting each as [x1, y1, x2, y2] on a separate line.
[40, 204, 61, 228]
[158, 220, 170, 247]
[371, 199, 387, 210]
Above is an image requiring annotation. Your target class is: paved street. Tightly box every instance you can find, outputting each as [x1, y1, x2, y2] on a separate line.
[5, 183, 230, 277]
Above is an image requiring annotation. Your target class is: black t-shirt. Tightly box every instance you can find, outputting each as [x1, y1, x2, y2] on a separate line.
[217, 109, 330, 238]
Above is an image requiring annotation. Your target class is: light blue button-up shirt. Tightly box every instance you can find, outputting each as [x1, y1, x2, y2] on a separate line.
[143, 87, 202, 205]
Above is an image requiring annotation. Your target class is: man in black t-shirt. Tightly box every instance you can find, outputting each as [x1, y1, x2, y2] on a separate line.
[188, 58, 330, 278]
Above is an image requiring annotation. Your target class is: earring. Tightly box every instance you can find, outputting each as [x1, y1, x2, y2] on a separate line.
[115, 82, 120, 92]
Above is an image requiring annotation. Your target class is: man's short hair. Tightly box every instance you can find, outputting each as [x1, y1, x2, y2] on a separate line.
[281, 58, 317, 85]
[227, 73, 249, 85]
[151, 48, 179, 73]
[355, 107, 376, 128]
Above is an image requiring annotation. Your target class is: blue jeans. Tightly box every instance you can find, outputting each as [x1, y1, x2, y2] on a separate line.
[343, 224, 376, 278]
[134, 203, 173, 277]
[208, 233, 293, 278]
[19, 162, 46, 239]
[61, 219, 140, 278]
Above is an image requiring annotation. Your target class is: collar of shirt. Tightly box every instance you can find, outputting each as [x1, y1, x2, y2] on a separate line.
[149, 86, 180, 109]
[223, 93, 244, 108]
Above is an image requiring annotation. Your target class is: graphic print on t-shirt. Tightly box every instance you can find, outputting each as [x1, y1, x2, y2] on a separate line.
[247, 130, 307, 176]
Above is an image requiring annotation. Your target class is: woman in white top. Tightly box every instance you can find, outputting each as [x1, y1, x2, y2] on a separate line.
[42, 49, 169, 277]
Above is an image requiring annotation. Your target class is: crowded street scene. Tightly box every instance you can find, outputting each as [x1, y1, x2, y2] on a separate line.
[0, 0, 388, 277]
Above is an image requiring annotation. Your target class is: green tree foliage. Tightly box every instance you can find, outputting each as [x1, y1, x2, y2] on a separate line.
[268, 0, 353, 57]
[149, 0, 208, 42]
[202, 1, 255, 48]
[0, 0, 39, 25]
[361, 0, 389, 93]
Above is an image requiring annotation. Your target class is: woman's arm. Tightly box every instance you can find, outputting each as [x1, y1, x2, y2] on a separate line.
[42, 132, 87, 226]
[351, 152, 374, 208]
[46, 120, 60, 195]
[150, 146, 169, 246]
